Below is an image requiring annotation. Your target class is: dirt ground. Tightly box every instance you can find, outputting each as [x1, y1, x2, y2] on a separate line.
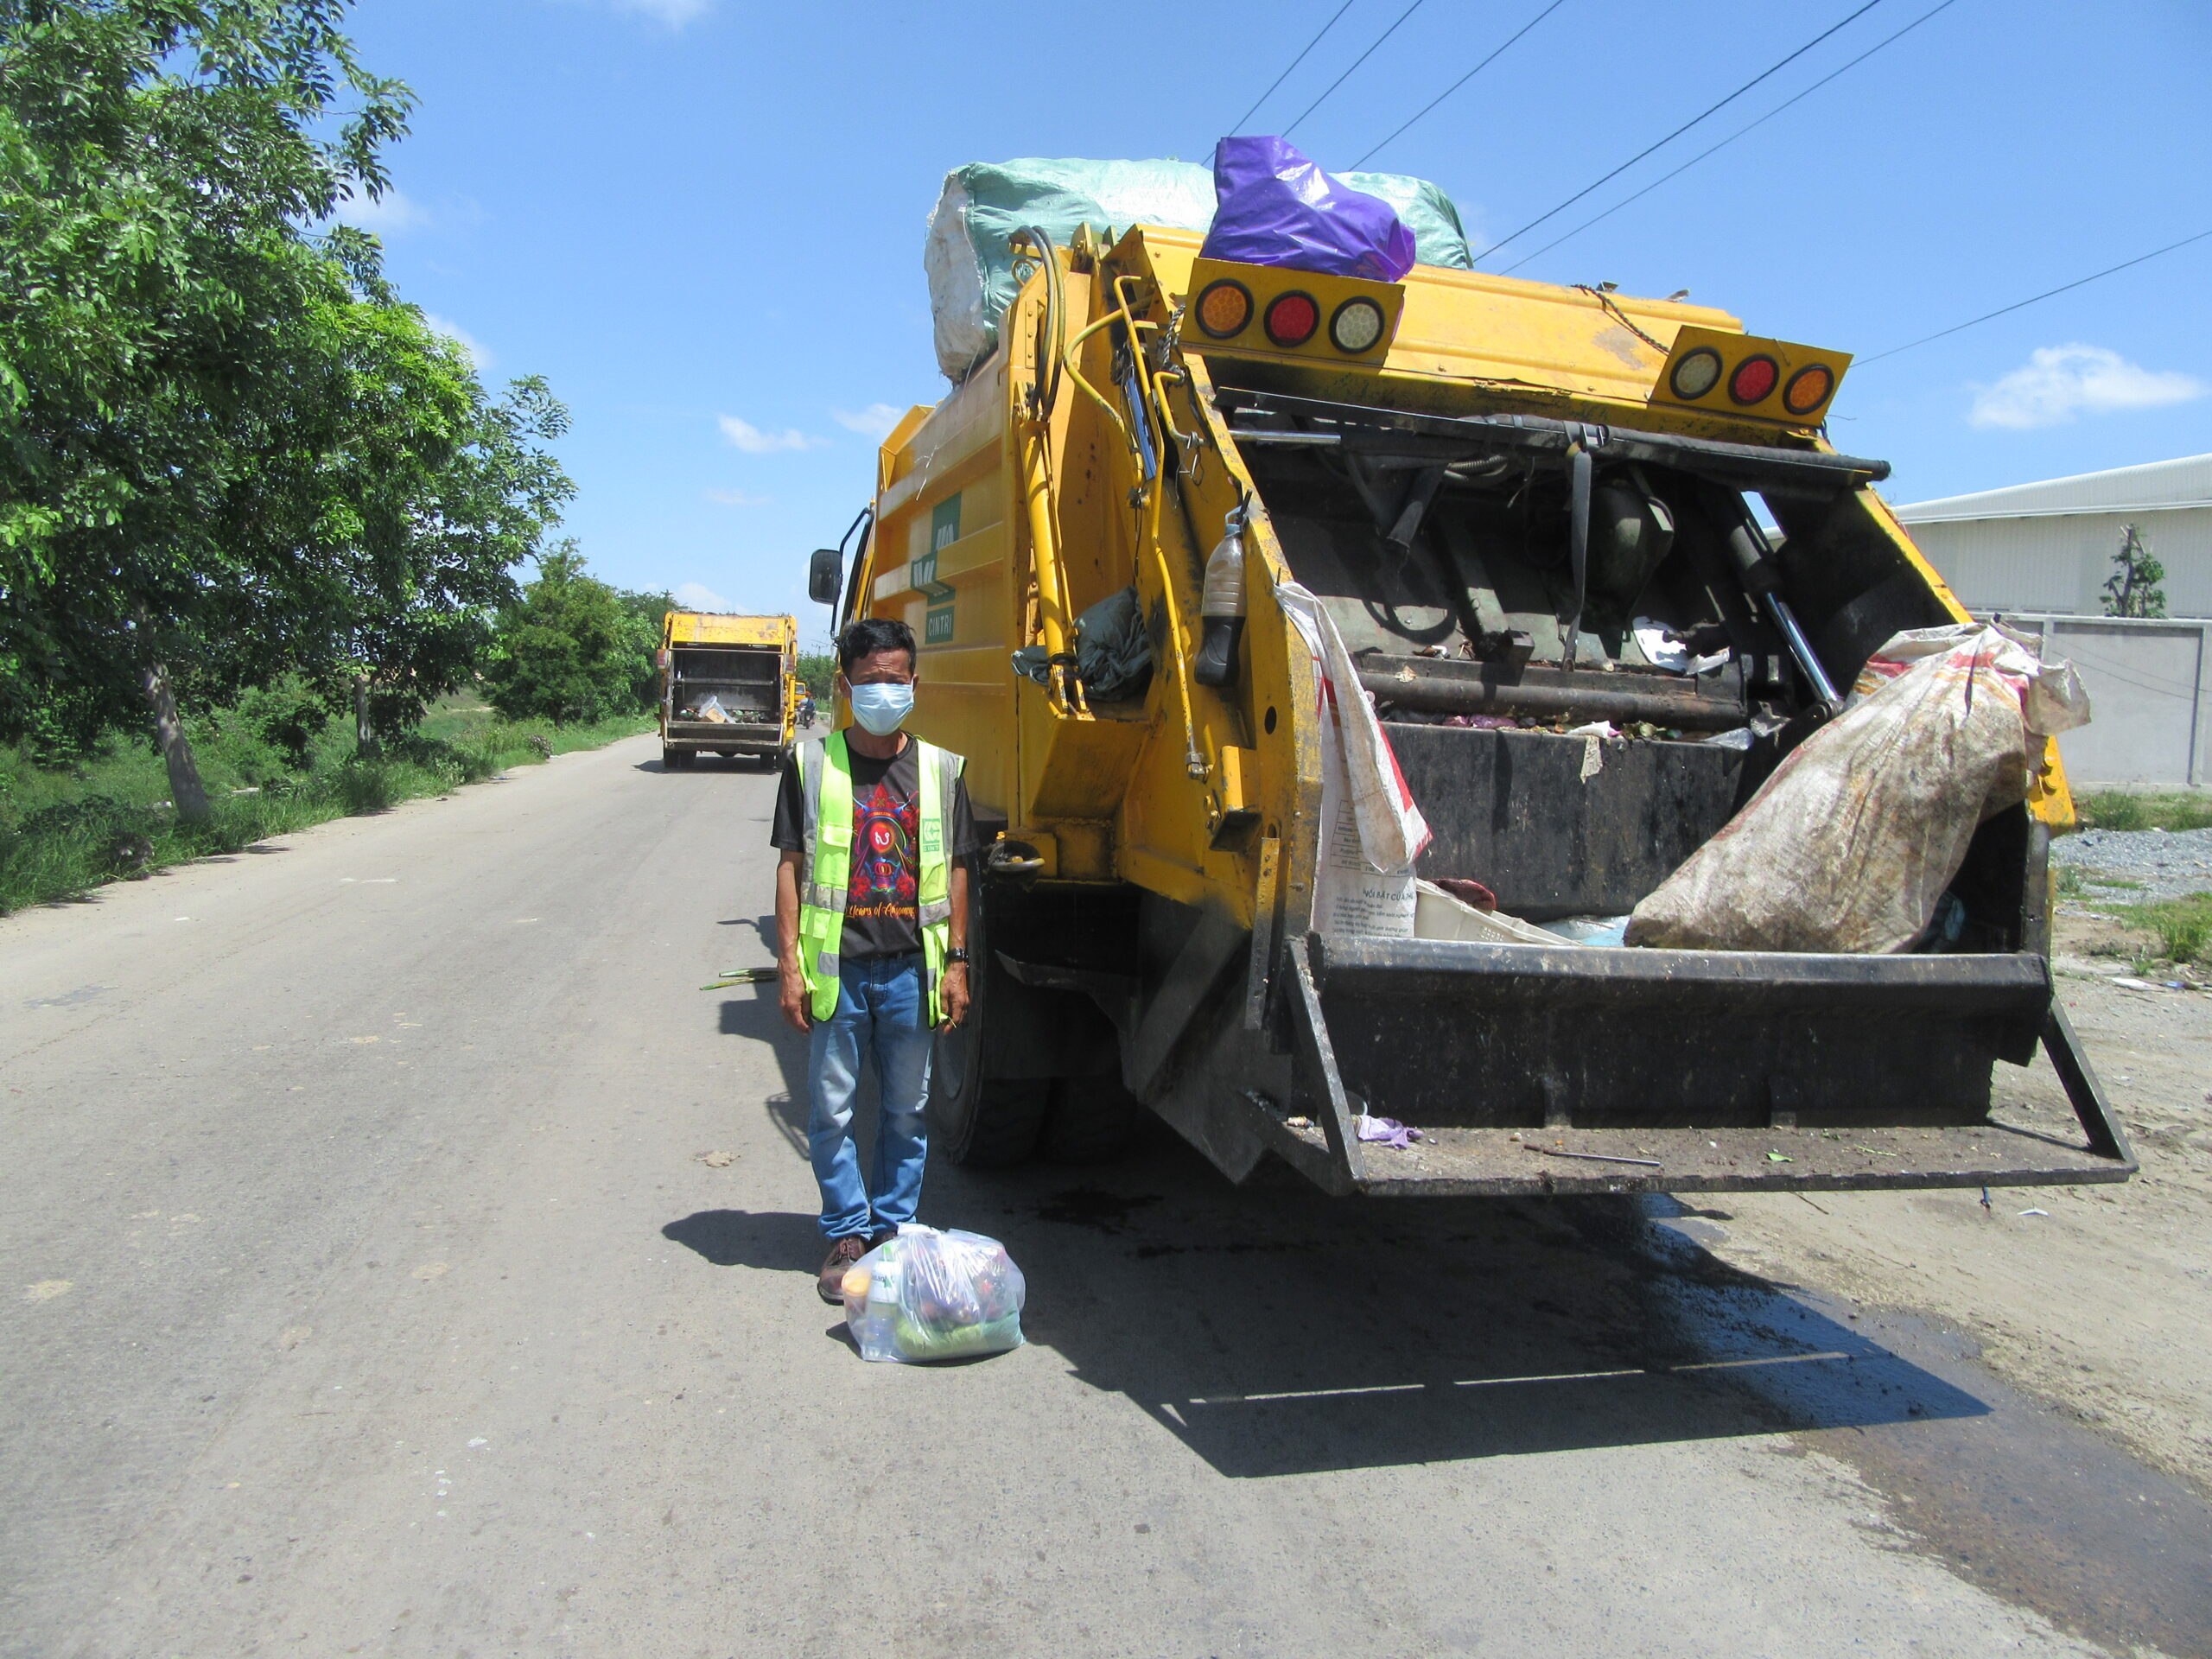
[1703, 906, 2212, 1497]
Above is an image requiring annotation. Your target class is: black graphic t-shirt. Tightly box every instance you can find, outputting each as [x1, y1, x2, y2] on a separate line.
[772, 737, 978, 960]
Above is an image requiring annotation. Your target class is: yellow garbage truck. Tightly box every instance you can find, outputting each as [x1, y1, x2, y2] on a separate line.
[658, 610, 798, 769]
[806, 219, 2133, 1197]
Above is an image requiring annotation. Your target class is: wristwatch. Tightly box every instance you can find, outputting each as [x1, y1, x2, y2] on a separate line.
[944, 947, 970, 965]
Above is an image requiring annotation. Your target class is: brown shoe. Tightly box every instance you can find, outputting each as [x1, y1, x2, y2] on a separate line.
[818, 1236, 868, 1306]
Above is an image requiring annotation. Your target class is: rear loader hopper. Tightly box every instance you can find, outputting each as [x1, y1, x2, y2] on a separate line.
[806, 223, 2133, 1198]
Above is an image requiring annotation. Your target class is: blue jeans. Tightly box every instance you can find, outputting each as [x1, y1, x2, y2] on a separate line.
[806, 952, 932, 1241]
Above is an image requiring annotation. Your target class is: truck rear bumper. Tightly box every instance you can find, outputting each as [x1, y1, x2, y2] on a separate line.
[1268, 934, 2133, 1197]
[664, 721, 783, 753]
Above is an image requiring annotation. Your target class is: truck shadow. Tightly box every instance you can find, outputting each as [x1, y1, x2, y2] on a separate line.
[934, 1133, 1987, 1478]
[696, 976, 1986, 1475]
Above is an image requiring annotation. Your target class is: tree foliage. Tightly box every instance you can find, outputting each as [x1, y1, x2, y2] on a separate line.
[2101, 522, 2166, 620]
[483, 543, 664, 725]
[0, 1, 572, 804]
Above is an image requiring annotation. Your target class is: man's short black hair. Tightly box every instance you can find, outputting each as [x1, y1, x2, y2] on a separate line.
[836, 616, 917, 675]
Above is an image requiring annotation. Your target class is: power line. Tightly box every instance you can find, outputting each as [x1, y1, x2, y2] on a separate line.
[1472, 0, 1888, 263]
[1227, 0, 1360, 138]
[1502, 0, 1960, 274]
[1282, 0, 1430, 139]
[1859, 228, 2212, 365]
[1351, 0, 1572, 170]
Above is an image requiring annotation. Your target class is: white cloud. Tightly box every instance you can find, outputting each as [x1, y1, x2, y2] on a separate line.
[603, 0, 711, 23]
[704, 488, 771, 506]
[424, 315, 493, 372]
[673, 581, 729, 610]
[1968, 344, 2206, 430]
[717, 414, 824, 454]
[335, 186, 429, 236]
[833, 403, 905, 440]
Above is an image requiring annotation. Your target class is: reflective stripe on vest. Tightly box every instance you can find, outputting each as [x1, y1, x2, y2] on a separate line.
[796, 730, 963, 1026]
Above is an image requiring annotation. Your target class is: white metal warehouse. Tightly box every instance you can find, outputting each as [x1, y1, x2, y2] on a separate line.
[1891, 453, 2212, 618]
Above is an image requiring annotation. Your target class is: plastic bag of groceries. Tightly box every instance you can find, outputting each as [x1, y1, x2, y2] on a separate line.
[839, 1226, 1027, 1363]
[1625, 624, 2088, 955]
[1199, 136, 1416, 283]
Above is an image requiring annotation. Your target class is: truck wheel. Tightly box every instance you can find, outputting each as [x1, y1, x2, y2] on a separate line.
[1041, 1076, 1141, 1164]
[928, 906, 1048, 1167]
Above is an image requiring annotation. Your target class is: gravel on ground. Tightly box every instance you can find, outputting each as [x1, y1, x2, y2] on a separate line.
[2052, 826, 2212, 902]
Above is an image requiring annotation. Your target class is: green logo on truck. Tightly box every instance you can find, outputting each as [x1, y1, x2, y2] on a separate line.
[914, 494, 961, 602]
[925, 606, 956, 644]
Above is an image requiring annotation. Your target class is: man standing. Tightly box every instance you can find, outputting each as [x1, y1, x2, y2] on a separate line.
[771, 617, 977, 1303]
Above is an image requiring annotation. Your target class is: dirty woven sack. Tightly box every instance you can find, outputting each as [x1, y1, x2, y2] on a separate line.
[839, 1226, 1026, 1364]
[1625, 624, 2088, 953]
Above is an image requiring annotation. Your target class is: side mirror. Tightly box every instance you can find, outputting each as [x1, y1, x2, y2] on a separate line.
[807, 548, 842, 610]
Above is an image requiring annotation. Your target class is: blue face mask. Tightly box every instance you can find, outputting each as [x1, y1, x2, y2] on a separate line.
[848, 681, 913, 736]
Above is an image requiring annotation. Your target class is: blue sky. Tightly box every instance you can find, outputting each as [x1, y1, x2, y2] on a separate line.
[341, 0, 2211, 643]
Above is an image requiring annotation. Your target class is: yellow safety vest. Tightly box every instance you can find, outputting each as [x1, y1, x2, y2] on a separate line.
[797, 730, 963, 1026]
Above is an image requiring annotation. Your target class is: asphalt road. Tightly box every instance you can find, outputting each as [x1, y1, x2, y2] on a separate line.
[2, 734, 2193, 1657]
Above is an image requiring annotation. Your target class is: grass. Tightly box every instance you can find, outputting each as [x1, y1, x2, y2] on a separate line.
[2072, 791, 2212, 833]
[0, 695, 652, 915]
[2107, 892, 2212, 969]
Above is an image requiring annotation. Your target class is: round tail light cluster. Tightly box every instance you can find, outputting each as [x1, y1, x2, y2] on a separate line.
[1192, 277, 1391, 356]
[1669, 341, 1837, 420]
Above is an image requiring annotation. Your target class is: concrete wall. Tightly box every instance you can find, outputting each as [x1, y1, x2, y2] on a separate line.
[1994, 613, 2211, 788]
[1904, 505, 2212, 617]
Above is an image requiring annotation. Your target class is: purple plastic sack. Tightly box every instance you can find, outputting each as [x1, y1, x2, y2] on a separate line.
[1198, 136, 1417, 283]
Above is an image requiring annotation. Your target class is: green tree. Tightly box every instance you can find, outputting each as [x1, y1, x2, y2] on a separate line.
[2101, 522, 2166, 620]
[796, 651, 836, 699]
[483, 543, 660, 725]
[0, 0, 414, 817]
[290, 302, 575, 753]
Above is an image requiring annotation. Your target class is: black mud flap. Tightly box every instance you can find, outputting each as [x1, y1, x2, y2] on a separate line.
[1249, 934, 2133, 1198]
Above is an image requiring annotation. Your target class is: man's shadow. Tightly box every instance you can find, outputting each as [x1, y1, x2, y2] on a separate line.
[662, 1206, 823, 1269]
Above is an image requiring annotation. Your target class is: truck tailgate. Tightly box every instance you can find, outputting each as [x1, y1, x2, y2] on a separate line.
[1257, 934, 2133, 1197]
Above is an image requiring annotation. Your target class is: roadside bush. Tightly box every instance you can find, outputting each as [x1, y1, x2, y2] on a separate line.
[0, 702, 652, 913]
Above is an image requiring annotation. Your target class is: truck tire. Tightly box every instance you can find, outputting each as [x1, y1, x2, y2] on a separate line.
[928, 904, 1048, 1167]
[1040, 1075, 1141, 1164]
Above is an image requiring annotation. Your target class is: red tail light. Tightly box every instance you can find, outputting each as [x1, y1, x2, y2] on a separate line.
[1263, 291, 1320, 348]
[1728, 354, 1779, 405]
